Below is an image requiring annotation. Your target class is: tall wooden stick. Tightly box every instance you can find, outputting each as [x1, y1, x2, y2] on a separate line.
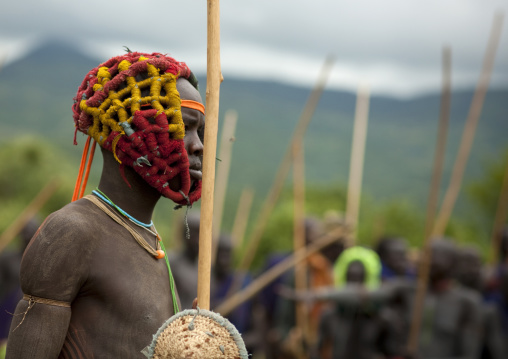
[491, 159, 508, 264]
[432, 12, 504, 237]
[197, 0, 221, 310]
[236, 56, 334, 274]
[293, 141, 308, 346]
[212, 110, 238, 264]
[407, 46, 452, 354]
[231, 187, 254, 249]
[345, 86, 370, 245]
[216, 225, 346, 316]
[0, 178, 61, 254]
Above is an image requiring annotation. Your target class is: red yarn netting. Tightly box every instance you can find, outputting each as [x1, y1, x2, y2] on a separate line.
[71, 52, 201, 205]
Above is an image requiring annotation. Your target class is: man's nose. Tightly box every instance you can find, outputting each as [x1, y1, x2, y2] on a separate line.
[187, 132, 203, 157]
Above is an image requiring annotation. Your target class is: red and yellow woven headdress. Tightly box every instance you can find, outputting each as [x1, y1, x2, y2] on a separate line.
[72, 52, 202, 205]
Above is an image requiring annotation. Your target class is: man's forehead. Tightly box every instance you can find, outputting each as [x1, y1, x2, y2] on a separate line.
[177, 78, 202, 103]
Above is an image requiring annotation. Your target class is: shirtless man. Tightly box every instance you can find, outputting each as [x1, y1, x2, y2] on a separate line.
[6, 52, 205, 358]
[376, 236, 412, 280]
[418, 239, 483, 359]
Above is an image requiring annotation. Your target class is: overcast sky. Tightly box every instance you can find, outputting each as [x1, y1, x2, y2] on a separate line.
[0, 1, 507, 97]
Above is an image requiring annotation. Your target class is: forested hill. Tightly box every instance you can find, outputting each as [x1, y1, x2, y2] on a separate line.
[1, 40, 507, 210]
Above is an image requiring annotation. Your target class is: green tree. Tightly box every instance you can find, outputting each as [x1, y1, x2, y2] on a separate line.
[467, 148, 508, 223]
[0, 136, 77, 244]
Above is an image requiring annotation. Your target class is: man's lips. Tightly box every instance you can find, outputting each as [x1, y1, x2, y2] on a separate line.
[189, 168, 202, 180]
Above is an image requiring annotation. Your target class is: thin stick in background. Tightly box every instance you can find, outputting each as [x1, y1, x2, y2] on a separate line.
[236, 56, 335, 275]
[231, 187, 254, 250]
[407, 46, 452, 355]
[491, 159, 508, 264]
[222, 56, 334, 301]
[345, 86, 370, 245]
[293, 142, 309, 346]
[0, 178, 61, 254]
[432, 12, 504, 237]
[211, 109, 238, 264]
[197, 0, 221, 310]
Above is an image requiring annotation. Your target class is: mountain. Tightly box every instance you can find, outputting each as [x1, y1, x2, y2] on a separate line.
[0, 40, 507, 215]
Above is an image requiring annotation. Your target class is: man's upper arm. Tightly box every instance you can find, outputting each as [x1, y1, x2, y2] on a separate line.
[20, 210, 93, 301]
[6, 208, 94, 358]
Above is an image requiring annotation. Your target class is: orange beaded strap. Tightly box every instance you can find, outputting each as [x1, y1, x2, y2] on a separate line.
[181, 100, 205, 115]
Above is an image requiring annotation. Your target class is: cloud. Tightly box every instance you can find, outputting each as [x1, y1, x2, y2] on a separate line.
[0, 0, 506, 96]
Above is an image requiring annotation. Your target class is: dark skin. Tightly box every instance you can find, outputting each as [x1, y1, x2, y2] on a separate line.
[345, 260, 366, 284]
[416, 240, 482, 358]
[455, 246, 483, 292]
[377, 237, 409, 277]
[6, 78, 204, 358]
[428, 239, 456, 286]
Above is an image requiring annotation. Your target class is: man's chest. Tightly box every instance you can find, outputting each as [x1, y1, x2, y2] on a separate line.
[77, 231, 175, 324]
[66, 235, 176, 357]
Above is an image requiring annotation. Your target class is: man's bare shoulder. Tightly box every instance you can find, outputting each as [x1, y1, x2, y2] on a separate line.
[20, 198, 104, 301]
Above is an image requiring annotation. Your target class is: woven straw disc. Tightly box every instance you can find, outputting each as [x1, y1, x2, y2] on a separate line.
[144, 309, 248, 359]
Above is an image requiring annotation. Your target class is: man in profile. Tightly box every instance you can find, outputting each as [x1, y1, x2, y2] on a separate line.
[6, 51, 205, 358]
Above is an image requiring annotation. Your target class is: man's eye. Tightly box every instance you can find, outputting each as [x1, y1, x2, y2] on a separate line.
[184, 125, 189, 132]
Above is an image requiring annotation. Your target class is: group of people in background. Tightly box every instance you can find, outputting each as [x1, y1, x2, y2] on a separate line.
[169, 212, 508, 359]
[1, 212, 508, 359]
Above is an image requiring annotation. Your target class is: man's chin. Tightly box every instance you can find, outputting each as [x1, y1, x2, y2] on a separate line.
[189, 179, 198, 193]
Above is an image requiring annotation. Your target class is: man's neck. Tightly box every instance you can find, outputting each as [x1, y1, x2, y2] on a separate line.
[97, 151, 161, 224]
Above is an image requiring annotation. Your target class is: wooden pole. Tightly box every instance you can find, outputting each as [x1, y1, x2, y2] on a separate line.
[216, 225, 346, 316]
[345, 86, 370, 245]
[407, 46, 452, 355]
[491, 159, 508, 264]
[197, 0, 221, 310]
[432, 12, 504, 237]
[293, 141, 308, 347]
[211, 109, 238, 264]
[0, 178, 61, 254]
[236, 56, 334, 274]
[231, 187, 254, 249]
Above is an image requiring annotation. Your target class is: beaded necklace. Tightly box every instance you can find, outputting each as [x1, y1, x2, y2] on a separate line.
[93, 189, 154, 228]
[87, 190, 179, 314]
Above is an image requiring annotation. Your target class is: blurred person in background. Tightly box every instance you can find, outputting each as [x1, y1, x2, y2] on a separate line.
[314, 246, 398, 359]
[281, 246, 397, 359]
[273, 216, 344, 358]
[455, 245, 506, 359]
[211, 234, 260, 353]
[415, 239, 482, 359]
[376, 236, 414, 281]
[168, 212, 201, 310]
